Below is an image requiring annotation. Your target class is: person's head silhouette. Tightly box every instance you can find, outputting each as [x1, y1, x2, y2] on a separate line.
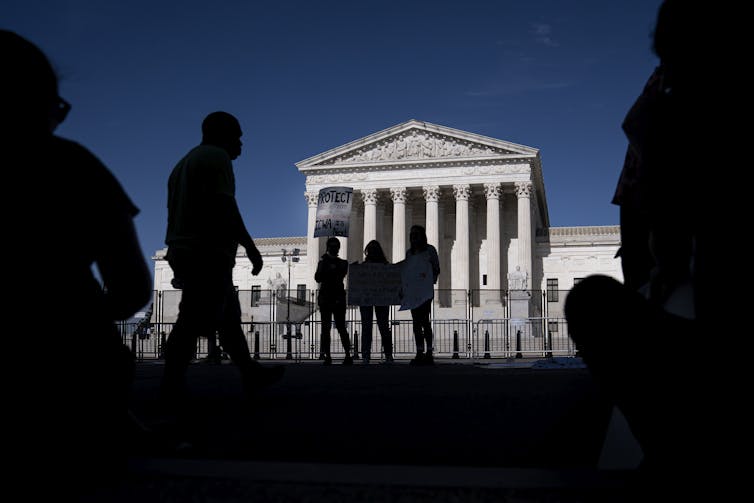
[409, 225, 428, 251]
[0, 30, 71, 138]
[201, 111, 243, 160]
[326, 237, 340, 257]
[364, 239, 387, 262]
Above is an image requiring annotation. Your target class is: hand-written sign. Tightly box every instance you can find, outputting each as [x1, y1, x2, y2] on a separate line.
[347, 263, 403, 306]
[314, 186, 353, 237]
[398, 255, 434, 311]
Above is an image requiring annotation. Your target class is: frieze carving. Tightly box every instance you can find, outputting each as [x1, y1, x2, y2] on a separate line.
[423, 185, 440, 202]
[390, 187, 407, 203]
[453, 184, 471, 200]
[483, 183, 502, 199]
[307, 164, 529, 182]
[305, 173, 369, 184]
[361, 189, 378, 204]
[515, 181, 533, 198]
[462, 164, 530, 176]
[318, 129, 513, 165]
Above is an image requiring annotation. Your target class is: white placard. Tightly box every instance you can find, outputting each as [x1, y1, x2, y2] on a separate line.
[398, 255, 434, 311]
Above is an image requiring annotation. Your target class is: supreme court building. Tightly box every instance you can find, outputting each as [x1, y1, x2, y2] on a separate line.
[152, 120, 621, 338]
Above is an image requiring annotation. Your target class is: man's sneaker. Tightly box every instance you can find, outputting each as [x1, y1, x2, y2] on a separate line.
[343, 355, 354, 365]
[423, 354, 435, 366]
[382, 356, 395, 365]
[409, 353, 425, 366]
[323, 356, 333, 366]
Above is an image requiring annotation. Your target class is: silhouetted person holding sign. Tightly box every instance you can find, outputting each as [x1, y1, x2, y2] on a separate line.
[161, 111, 284, 407]
[315, 237, 353, 365]
[406, 225, 440, 365]
[357, 240, 393, 364]
[1, 30, 152, 495]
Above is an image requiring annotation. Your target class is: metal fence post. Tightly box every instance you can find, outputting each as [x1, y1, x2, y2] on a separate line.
[159, 331, 166, 360]
[515, 328, 522, 359]
[484, 329, 491, 359]
[285, 323, 293, 360]
[253, 331, 260, 359]
[452, 330, 460, 359]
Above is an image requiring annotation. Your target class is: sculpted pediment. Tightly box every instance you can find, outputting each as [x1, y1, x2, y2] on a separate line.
[297, 119, 538, 170]
[317, 128, 514, 165]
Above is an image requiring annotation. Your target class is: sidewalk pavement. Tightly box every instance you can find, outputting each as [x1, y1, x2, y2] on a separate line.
[93, 358, 641, 501]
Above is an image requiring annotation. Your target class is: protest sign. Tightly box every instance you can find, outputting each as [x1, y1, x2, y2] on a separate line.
[347, 263, 402, 306]
[398, 255, 434, 311]
[313, 186, 353, 237]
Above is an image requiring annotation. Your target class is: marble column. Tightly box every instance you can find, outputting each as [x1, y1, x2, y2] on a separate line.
[405, 197, 414, 248]
[350, 202, 363, 262]
[515, 181, 533, 287]
[452, 184, 470, 292]
[377, 198, 389, 258]
[423, 186, 440, 294]
[423, 185, 440, 249]
[362, 189, 378, 246]
[391, 187, 407, 262]
[484, 183, 502, 292]
[305, 191, 319, 291]
[339, 191, 359, 263]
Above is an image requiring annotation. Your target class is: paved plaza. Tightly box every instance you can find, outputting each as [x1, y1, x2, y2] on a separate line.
[82, 358, 643, 502]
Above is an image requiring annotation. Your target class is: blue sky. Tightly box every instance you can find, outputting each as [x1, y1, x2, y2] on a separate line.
[4, 0, 662, 269]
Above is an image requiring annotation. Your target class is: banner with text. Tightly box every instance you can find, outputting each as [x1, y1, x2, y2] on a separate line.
[314, 186, 353, 237]
[347, 263, 403, 306]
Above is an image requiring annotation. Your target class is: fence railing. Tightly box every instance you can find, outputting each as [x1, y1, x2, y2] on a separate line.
[119, 289, 576, 361]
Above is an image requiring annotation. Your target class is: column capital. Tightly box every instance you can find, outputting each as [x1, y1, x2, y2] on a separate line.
[304, 191, 319, 207]
[514, 181, 533, 198]
[483, 183, 502, 200]
[422, 185, 440, 202]
[452, 184, 471, 201]
[390, 187, 407, 203]
[361, 188, 378, 204]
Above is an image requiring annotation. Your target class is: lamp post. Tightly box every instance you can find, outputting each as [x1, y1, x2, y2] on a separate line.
[281, 248, 300, 360]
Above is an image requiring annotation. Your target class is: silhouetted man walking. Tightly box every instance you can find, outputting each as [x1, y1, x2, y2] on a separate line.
[161, 111, 283, 406]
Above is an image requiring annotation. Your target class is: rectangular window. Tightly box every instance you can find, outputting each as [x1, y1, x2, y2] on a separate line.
[296, 284, 307, 304]
[548, 321, 559, 333]
[251, 285, 261, 307]
[546, 279, 559, 303]
[482, 274, 487, 286]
